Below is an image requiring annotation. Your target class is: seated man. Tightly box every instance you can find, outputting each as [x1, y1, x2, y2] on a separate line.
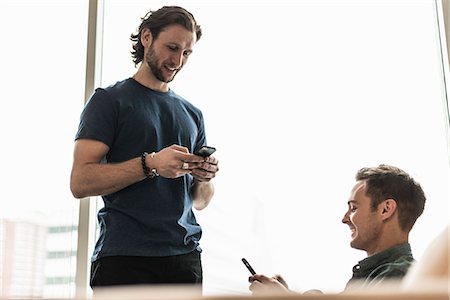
[249, 164, 426, 294]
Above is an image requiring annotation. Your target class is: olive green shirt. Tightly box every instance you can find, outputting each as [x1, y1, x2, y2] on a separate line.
[344, 243, 414, 291]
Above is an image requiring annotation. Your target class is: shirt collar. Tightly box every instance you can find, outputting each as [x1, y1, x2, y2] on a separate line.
[357, 243, 412, 272]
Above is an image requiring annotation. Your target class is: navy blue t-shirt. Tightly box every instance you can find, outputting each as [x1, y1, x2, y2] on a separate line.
[75, 78, 207, 261]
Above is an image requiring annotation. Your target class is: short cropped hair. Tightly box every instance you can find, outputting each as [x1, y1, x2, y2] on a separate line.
[130, 6, 202, 66]
[356, 164, 426, 232]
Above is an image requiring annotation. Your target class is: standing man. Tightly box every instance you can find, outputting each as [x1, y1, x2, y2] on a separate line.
[70, 6, 219, 289]
[248, 164, 426, 294]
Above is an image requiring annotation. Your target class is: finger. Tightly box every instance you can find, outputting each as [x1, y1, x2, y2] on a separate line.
[192, 161, 219, 172]
[197, 162, 213, 172]
[203, 163, 219, 174]
[191, 169, 215, 182]
[273, 274, 288, 288]
[169, 144, 189, 153]
[191, 174, 209, 183]
[249, 275, 262, 283]
[205, 156, 218, 164]
[251, 274, 268, 283]
[249, 280, 263, 292]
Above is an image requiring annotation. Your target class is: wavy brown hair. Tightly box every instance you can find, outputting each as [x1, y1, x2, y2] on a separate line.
[356, 164, 426, 232]
[130, 6, 202, 66]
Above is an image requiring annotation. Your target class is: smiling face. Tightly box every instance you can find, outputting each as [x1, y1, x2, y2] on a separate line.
[144, 24, 195, 84]
[342, 180, 383, 255]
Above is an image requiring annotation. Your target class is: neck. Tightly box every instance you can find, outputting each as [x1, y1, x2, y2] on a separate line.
[366, 227, 409, 256]
[133, 66, 168, 92]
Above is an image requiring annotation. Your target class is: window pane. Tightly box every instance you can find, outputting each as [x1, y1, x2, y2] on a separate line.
[99, 0, 449, 295]
[0, 1, 88, 298]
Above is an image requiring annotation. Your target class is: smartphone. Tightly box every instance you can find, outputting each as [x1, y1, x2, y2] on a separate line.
[195, 146, 216, 157]
[242, 258, 256, 275]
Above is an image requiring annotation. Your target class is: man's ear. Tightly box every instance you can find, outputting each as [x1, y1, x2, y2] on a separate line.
[379, 199, 397, 221]
[141, 28, 153, 48]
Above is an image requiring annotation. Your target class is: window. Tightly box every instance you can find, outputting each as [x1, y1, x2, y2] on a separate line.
[1, 0, 448, 297]
[99, 0, 449, 294]
[0, 1, 88, 298]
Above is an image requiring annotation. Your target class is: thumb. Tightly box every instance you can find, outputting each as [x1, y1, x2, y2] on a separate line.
[273, 274, 288, 288]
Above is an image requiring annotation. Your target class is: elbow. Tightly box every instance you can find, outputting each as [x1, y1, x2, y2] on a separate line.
[70, 183, 85, 199]
[70, 176, 88, 199]
[193, 200, 208, 211]
[193, 195, 212, 210]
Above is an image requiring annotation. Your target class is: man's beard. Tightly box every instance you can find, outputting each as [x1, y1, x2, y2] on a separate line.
[145, 46, 178, 83]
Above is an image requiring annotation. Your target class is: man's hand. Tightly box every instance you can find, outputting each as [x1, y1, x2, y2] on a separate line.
[190, 155, 219, 182]
[249, 274, 291, 295]
[148, 145, 205, 178]
[149, 145, 219, 181]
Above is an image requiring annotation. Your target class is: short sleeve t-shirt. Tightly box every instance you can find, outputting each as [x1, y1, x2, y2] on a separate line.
[76, 78, 207, 261]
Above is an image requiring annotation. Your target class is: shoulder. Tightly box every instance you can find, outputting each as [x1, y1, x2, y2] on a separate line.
[87, 78, 145, 109]
[372, 258, 414, 278]
[365, 253, 415, 286]
[365, 244, 415, 284]
[168, 90, 203, 116]
[100, 78, 138, 98]
[87, 79, 129, 100]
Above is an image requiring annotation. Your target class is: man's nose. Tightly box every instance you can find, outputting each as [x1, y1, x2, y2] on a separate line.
[341, 210, 350, 224]
[171, 52, 184, 69]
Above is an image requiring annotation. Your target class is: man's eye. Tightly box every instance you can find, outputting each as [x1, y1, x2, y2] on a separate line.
[183, 51, 191, 57]
[168, 45, 177, 51]
[350, 206, 357, 212]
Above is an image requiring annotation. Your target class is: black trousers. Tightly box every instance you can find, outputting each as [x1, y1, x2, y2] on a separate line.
[90, 250, 202, 288]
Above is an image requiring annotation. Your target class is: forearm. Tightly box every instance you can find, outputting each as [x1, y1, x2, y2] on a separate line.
[71, 157, 145, 198]
[192, 180, 214, 210]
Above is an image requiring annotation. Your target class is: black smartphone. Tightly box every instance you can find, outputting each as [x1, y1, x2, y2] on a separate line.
[242, 258, 256, 275]
[195, 146, 216, 157]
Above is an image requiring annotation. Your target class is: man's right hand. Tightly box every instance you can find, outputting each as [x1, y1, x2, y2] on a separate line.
[149, 144, 205, 178]
[248, 274, 291, 295]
